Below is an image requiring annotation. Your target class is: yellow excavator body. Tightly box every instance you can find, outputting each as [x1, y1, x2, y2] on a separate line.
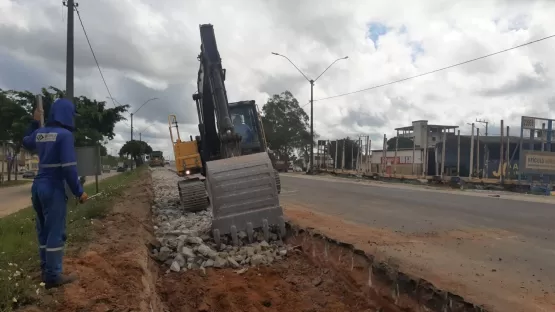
[168, 115, 203, 176]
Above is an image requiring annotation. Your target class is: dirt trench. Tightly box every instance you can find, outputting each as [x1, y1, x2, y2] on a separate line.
[28, 171, 484, 312]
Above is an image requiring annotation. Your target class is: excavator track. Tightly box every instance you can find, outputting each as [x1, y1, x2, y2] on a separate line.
[177, 178, 209, 212]
[206, 152, 286, 248]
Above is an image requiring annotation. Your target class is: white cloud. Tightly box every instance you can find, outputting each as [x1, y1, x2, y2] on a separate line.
[1, 0, 555, 159]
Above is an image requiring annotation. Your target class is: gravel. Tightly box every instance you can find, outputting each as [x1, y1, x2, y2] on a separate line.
[150, 168, 290, 272]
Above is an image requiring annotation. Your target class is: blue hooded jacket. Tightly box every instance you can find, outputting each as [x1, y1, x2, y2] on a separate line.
[22, 98, 84, 197]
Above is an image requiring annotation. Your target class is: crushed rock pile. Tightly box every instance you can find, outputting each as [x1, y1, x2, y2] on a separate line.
[149, 168, 290, 273]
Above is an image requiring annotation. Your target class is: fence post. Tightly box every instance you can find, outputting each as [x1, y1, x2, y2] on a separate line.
[382, 134, 387, 175]
[394, 130, 399, 176]
[441, 129, 447, 179]
[341, 138, 345, 170]
[506, 126, 510, 180]
[367, 138, 371, 173]
[457, 130, 460, 176]
[500, 120, 504, 184]
[476, 128, 480, 178]
[469, 123, 475, 178]
[334, 140, 338, 170]
[412, 136, 416, 176]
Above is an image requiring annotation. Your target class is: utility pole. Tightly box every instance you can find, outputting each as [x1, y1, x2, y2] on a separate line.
[310, 80, 314, 173]
[63, 0, 77, 199]
[63, 0, 76, 101]
[476, 119, 488, 136]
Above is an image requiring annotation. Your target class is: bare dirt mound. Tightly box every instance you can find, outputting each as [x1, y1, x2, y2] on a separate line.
[49, 172, 163, 312]
[159, 251, 396, 312]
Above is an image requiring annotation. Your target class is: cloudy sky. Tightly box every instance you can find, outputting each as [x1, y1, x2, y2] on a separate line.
[1, 0, 554, 158]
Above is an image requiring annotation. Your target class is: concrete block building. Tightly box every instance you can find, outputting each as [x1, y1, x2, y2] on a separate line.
[369, 120, 459, 176]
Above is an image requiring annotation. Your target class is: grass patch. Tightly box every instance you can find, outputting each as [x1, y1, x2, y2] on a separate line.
[0, 180, 32, 188]
[0, 166, 147, 312]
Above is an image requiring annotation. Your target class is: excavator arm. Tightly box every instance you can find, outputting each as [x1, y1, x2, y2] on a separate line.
[194, 24, 242, 167]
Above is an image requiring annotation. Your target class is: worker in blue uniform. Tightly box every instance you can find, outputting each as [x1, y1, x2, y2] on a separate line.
[22, 98, 88, 289]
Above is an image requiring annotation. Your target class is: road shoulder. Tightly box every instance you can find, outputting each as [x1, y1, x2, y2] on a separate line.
[283, 202, 555, 312]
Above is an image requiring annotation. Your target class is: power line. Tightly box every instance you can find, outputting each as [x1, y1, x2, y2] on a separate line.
[74, 7, 117, 108]
[306, 34, 555, 105]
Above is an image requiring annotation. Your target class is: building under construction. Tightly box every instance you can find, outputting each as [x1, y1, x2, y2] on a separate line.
[368, 120, 459, 176]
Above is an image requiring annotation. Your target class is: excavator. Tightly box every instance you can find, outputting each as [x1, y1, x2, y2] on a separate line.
[168, 115, 209, 210]
[168, 114, 203, 177]
[177, 24, 285, 247]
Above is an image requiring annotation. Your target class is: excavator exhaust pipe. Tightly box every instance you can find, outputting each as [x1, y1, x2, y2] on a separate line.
[205, 152, 286, 248]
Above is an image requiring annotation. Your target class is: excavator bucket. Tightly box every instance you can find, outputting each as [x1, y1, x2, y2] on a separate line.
[205, 152, 286, 247]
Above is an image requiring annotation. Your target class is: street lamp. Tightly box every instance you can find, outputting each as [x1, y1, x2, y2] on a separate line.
[131, 98, 158, 142]
[271, 52, 348, 173]
[107, 97, 159, 141]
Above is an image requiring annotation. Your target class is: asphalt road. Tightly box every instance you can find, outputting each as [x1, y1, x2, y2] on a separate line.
[0, 172, 120, 218]
[279, 173, 555, 312]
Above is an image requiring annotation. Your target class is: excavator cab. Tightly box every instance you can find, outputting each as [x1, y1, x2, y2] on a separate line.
[229, 101, 265, 154]
[229, 101, 281, 194]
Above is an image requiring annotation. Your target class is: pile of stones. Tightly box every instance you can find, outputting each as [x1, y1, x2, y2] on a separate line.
[149, 168, 289, 272]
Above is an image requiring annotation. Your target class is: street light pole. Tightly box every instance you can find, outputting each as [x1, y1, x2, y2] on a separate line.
[271, 52, 348, 173]
[130, 97, 158, 142]
[310, 79, 314, 172]
[108, 97, 158, 141]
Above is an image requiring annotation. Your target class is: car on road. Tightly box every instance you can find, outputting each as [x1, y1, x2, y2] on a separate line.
[116, 167, 126, 173]
[22, 171, 35, 179]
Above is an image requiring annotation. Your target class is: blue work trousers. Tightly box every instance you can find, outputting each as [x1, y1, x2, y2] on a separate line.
[31, 181, 68, 283]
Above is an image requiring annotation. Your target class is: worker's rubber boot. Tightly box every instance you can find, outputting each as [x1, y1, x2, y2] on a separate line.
[44, 274, 77, 289]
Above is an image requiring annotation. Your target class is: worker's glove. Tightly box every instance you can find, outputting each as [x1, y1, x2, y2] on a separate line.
[79, 192, 89, 204]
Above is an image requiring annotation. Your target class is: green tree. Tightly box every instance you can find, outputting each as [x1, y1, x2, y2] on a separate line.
[7, 86, 129, 147]
[0, 92, 32, 181]
[261, 91, 315, 162]
[0, 86, 128, 181]
[119, 140, 153, 166]
[99, 145, 108, 156]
